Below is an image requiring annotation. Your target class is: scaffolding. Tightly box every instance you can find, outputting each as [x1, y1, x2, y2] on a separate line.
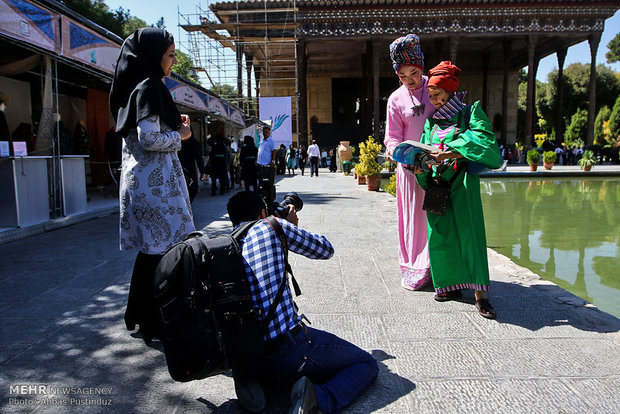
[178, 1, 299, 120]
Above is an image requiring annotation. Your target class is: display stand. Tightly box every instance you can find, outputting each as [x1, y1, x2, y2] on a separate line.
[0, 156, 50, 227]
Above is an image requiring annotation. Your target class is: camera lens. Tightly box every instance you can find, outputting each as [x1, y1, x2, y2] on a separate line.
[280, 192, 303, 212]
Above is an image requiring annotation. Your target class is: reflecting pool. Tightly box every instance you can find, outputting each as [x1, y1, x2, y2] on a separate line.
[480, 177, 620, 318]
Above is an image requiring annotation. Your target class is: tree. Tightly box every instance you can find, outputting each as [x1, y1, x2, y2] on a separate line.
[211, 84, 237, 97]
[59, 1, 148, 38]
[609, 96, 620, 142]
[172, 51, 200, 84]
[564, 108, 588, 147]
[594, 106, 612, 146]
[532, 63, 620, 144]
[121, 16, 148, 37]
[606, 32, 620, 63]
[60, 0, 125, 37]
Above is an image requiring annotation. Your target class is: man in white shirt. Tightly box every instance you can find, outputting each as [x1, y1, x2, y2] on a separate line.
[307, 140, 320, 177]
[257, 126, 277, 200]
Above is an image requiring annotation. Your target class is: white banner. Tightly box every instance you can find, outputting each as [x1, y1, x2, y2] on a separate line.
[259, 97, 292, 148]
[237, 124, 259, 146]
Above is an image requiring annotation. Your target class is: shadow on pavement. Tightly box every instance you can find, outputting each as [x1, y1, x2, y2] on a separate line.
[452, 280, 620, 334]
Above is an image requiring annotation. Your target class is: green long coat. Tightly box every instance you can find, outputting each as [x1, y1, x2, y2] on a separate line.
[416, 101, 501, 293]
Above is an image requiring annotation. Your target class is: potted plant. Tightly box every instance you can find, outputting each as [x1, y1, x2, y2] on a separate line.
[578, 150, 596, 171]
[543, 151, 556, 170]
[526, 149, 540, 171]
[358, 137, 383, 191]
[354, 163, 367, 184]
[383, 159, 397, 173]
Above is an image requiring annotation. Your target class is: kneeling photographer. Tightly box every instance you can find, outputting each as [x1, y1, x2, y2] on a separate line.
[226, 191, 378, 414]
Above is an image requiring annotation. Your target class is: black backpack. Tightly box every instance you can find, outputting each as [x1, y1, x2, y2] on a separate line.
[152, 216, 298, 382]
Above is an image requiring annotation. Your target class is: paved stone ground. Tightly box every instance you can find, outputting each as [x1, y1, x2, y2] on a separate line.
[1, 168, 619, 413]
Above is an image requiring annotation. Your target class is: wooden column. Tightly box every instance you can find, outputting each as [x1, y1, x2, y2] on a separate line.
[587, 32, 601, 147]
[502, 40, 512, 146]
[372, 40, 381, 140]
[531, 56, 540, 143]
[525, 35, 537, 147]
[365, 40, 373, 139]
[432, 38, 444, 69]
[253, 65, 261, 104]
[450, 36, 460, 64]
[555, 48, 567, 143]
[245, 53, 253, 115]
[236, 43, 244, 105]
[296, 40, 308, 146]
[482, 52, 489, 113]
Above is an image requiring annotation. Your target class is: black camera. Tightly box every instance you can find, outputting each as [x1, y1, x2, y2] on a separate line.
[266, 192, 304, 218]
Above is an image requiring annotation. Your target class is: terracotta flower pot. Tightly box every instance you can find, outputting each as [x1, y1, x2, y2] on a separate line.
[366, 174, 382, 191]
[583, 165, 592, 172]
[544, 162, 554, 170]
[529, 164, 538, 172]
[357, 175, 366, 185]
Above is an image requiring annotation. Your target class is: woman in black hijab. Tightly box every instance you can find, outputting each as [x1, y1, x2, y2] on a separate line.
[110, 27, 194, 342]
[239, 134, 259, 192]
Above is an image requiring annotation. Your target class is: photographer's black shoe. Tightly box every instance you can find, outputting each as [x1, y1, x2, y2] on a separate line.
[233, 371, 265, 413]
[288, 376, 318, 414]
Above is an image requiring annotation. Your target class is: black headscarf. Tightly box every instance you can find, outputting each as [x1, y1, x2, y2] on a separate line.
[109, 27, 181, 136]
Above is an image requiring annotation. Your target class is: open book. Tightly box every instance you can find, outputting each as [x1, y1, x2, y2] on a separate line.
[391, 140, 435, 166]
[392, 140, 504, 174]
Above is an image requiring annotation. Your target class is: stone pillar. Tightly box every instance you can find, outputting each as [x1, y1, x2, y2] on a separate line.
[555, 48, 567, 143]
[502, 40, 512, 146]
[372, 40, 381, 140]
[525, 35, 537, 147]
[296, 40, 308, 146]
[450, 36, 460, 64]
[587, 32, 601, 147]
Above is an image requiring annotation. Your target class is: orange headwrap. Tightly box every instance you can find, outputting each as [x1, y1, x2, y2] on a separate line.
[427, 61, 461, 93]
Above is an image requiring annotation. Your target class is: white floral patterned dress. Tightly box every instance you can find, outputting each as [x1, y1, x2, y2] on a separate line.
[119, 115, 195, 254]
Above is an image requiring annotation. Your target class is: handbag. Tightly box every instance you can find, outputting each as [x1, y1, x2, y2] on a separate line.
[423, 168, 463, 216]
[422, 177, 452, 216]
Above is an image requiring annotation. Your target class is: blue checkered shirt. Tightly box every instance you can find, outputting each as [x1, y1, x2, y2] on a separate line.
[239, 218, 334, 341]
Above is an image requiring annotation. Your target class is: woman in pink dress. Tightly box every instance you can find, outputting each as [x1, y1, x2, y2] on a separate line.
[384, 34, 435, 290]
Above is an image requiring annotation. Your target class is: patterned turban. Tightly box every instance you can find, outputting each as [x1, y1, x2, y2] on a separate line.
[427, 61, 461, 93]
[389, 34, 424, 73]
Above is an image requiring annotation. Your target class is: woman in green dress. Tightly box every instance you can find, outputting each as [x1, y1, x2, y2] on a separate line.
[414, 61, 501, 319]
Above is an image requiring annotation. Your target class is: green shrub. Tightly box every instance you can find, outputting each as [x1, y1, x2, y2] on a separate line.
[526, 149, 540, 165]
[357, 137, 383, 176]
[384, 174, 396, 196]
[543, 151, 557, 163]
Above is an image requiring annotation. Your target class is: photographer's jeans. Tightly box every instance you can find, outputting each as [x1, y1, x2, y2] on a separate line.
[256, 326, 378, 414]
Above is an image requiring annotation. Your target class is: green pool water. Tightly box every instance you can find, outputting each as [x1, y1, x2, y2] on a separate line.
[480, 177, 620, 318]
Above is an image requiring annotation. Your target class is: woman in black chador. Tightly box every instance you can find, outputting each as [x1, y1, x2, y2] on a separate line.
[239, 134, 259, 191]
[109, 27, 194, 342]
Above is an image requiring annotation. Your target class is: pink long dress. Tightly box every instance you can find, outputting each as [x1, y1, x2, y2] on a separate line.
[384, 77, 435, 289]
